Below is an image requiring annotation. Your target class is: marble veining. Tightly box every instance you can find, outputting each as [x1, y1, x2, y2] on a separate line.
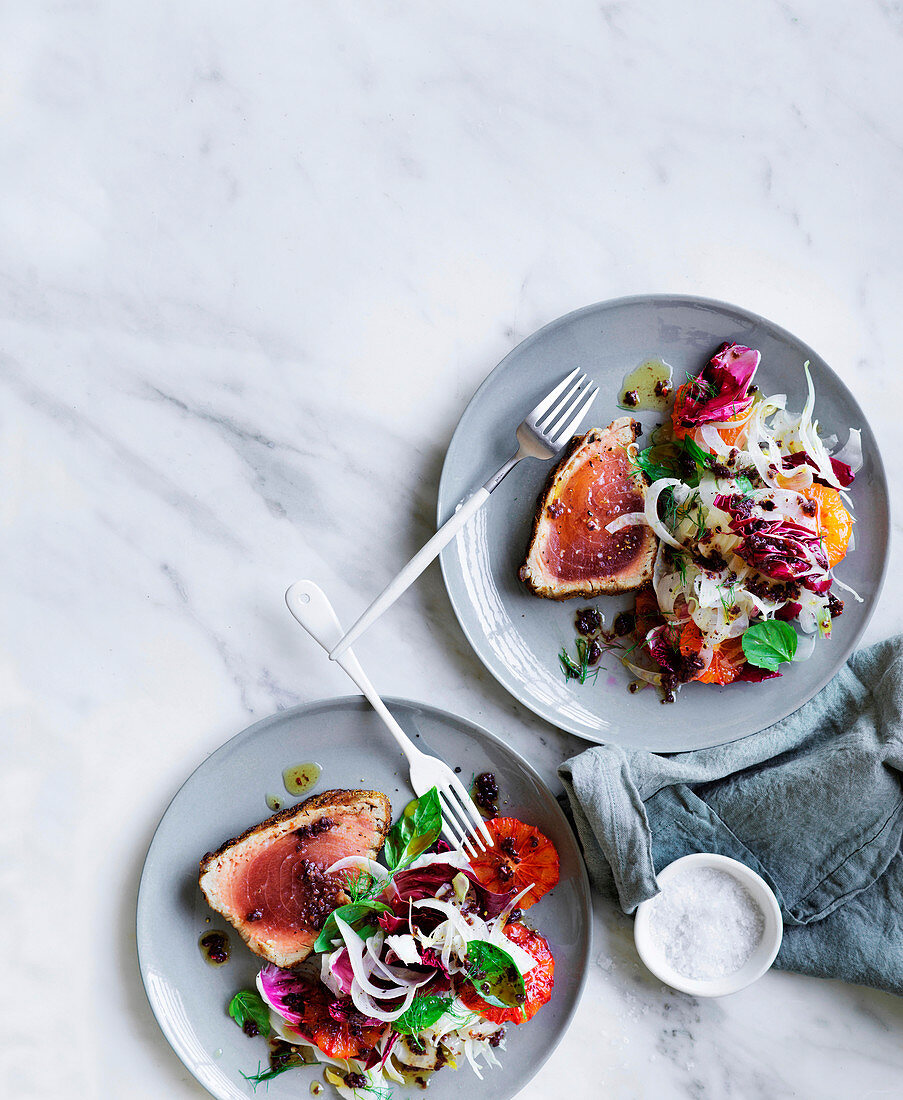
[3, 1, 903, 1098]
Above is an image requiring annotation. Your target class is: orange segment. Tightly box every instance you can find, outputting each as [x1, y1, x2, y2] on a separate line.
[715, 408, 750, 449]
[679, 622, 744, 685]
[468, 818, 560, 910]
[670, 381, 694, 440]
[288, 982, 387, 1058]
[634, 588, 662, 638]
[458, 922, 554, 1025]
[803, 484, 852, 567]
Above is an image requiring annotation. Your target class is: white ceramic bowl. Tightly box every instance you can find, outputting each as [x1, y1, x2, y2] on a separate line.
[633, 853, 784, 997]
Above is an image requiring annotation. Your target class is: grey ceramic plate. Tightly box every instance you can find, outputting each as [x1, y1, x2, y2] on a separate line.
[437, 295, 889, 750]
[137, 696, 592, 1100]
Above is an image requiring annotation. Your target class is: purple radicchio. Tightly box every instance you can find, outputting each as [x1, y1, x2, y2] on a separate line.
[645, 623, 684, 674]
[256, 964, 316, 1037]
[377, 864, 460, 939]
[775, 600, 802, 621]
[734, 663, 782, 683]
[673, 343, 760, 429]
[327, 997, 384, 1028]
[388, 862, 513, 917]
[463, 871, 517, 920]
[782, 450, 855, 487]
[713, 493, 830, 593]
[389, 863, 461, 903]
[327, 949, 355, 994]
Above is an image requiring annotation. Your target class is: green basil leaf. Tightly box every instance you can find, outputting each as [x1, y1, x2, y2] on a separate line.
[407, 787, 442, 861]
[385, 788, 443, 870]
[741, 620, 798, 671]
[632, 443, 678, 484]
[313, 900, 391, 953]
[384, 799, 417, 869]
[681, 435, 713, 468]
[734, 475, 755, 494]
[391, 994, 454, 1036]
[465, 940, 526, 1011]
[228, 990, 271, 1036]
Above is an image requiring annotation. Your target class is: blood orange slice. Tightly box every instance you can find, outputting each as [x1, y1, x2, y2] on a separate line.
[459, 922, 555, 1025]
[679, 622, 745, 686]
[803, 483, 852, 567]
[289, 982, 387, 1059]
[468, 818, 560, 909]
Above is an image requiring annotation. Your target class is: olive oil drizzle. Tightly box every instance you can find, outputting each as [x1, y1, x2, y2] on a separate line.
[618, 358, 674, 412]
[282, 761, 322, 797]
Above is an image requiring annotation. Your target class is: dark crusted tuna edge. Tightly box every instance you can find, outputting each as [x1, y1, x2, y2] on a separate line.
[518, 420, 655, 600]
[198, 788, 392, 878]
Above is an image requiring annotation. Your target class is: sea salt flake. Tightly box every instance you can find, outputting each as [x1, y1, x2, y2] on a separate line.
[647, 867, 765, 980]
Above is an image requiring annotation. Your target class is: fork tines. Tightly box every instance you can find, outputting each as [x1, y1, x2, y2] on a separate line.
[531, 368, 598, 446]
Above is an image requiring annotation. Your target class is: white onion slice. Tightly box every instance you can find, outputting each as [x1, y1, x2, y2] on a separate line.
[797, 364, 841, 488]
[268, 1011, 308, 1045]
[833, 427, 863, 474]
[745, 407, 781, 488]
[493, 883, 536, 930]
[643, 478, 684, 549]
[326, 856, 389, 882]
[831, 576, 864, 603]
[622, 658, 663, 686]
[698, 424, 729, 455]
[413, 898, 475, 942]
[333, 916, 413, 1001]
[700, 405, 757, 431]
[384, 934, 421, 965]
[779, 464, 814, 491]
[352, 981, 417, 1024]
[413, 899, 537, 974]
[405, 848, 470, 872]
[605, 512, 649, 534]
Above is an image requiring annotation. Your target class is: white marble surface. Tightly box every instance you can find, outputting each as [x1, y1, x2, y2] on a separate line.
[4, 1, 903, 1097]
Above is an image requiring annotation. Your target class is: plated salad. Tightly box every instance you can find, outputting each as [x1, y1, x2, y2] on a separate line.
[609, 342, 863, 700]
[216, 787, 560, 1097]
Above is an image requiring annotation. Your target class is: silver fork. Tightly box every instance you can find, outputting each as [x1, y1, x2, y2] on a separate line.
[329, 367, 598, 660]
[285, 580, 494, 858]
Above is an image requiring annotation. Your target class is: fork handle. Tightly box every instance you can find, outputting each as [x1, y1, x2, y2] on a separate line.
[285, 581, 421, 767]
[327, 484, 490, 660]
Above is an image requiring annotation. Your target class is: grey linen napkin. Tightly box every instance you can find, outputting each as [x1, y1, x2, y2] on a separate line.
[558, 635, 903, 995]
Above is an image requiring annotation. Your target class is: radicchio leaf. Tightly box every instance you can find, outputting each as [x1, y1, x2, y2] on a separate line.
[384, 862, 514, 927]
[462, 872, 516, 920]
[377, 909, 409, 935]
[776, 601, 802, 621]
[390, 862, 461, 902]
[257, 965, 316, 1036]
[328, 949, 355, 994]
[419, 947, 452, 978]
[735, 663, 782, 682]
[673, 343, 760, 429]
[713, 493, 829, 592]
[645, 623, 683, 674]
[782, 451, 855, 487]
[830, 457, 855, 487]
[327, 997, 383, 1027]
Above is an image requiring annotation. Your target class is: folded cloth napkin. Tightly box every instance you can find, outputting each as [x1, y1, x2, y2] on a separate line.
[559, 635, 903, 995]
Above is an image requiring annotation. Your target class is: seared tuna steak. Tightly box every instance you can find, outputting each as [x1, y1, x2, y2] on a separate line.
[199, 789, 391, 968]
[519, 418, 657, 599]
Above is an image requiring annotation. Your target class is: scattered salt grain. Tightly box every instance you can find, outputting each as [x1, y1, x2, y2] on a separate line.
[646, 867, 765, 980]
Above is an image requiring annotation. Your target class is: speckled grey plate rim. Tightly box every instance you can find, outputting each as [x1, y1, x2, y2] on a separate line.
[437, 294, 890, 750]
[136, 695, 592, 1100]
